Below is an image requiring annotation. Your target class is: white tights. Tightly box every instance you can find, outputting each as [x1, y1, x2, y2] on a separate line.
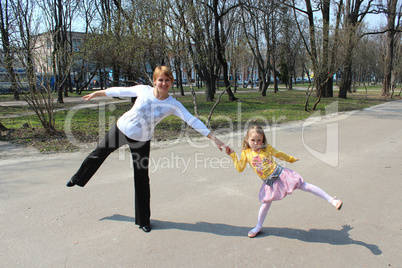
[253, 182, 333, 230]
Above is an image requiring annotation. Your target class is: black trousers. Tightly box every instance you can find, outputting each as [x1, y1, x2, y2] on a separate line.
[71, 124, 151, 227]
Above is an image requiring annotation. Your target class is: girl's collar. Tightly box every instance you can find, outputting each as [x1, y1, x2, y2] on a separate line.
[249, 147, 266, 153]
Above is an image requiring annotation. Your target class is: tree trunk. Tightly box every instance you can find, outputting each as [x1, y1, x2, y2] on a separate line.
[325, 76, 334, 97]
[213, 0, 237, 102]
[338, 30, 354, 98]
[288, 76, 293, 90]
[321, 0, 333, 98]
[338, 0, 370, 98]
[204, 79, 215, 102]
[272, 60, 278, 93]
[339, 65, 352, 98]
[381, 0, 397, 96]
[261, 82, 269, 96]
[112, 65, 120, 86]
[174, 59, 185, 96]
[319, 71, 333, 97]
[0, 0, 20, 100]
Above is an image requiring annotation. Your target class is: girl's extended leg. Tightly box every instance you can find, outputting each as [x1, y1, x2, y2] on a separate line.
[249, 201, 271, 238]
[300, 182, 332, 202]
[300, 182, 343, 209]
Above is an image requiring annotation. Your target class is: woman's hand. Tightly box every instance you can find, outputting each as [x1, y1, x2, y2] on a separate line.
[82, 92, 96, 101]
[82, 90, 107, 101]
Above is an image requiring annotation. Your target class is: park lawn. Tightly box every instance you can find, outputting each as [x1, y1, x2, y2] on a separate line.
[0, 87, 398, 153]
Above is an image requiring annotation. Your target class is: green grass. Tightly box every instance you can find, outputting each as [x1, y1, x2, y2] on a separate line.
[0, 105, 33, 116]
[1, 88, 395, 131]
[0, 86, 399, 152]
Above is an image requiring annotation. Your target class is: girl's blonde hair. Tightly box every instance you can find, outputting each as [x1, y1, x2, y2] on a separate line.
[242, 125, 267, 150]
[153, 66, 174, 84]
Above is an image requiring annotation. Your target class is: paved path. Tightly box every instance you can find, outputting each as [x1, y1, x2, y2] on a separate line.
[0, 100, 401, 267]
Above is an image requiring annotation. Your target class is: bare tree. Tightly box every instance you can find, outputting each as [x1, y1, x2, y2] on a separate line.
[240, 0, 283, 96]
[202, 0, 238, 101]
[173, 0, 221, 102]
[290, 0, 335, 98]
[15, 0, 57, 132]
[54, 0, 73, 102]
[338, 0, 374, 99]
[83, 0, 164, 90]
[288, 0, 344, 105]
[164, 2, 188, 96]
[226, 20, 249, 93]
[108, 0, 168, 84]
[380, 0, 401, 96]
[354, 34, 381, 97]
[37, 0, 79, 103]
[279, 7, 304, 91]
[0, 0, 19, 100]
[70, 0, 98, 94]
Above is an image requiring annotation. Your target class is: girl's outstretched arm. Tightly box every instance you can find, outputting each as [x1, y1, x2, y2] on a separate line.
[229, 150, 247, 172]
[268, 144, 298, 163]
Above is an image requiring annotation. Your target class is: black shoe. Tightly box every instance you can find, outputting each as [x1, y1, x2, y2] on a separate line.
[66, 180, 76, 187]
[140, 225, 151, 233]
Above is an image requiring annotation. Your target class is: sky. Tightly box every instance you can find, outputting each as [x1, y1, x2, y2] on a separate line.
[69, 2, 391, 33]
[365, 13, 388, 30]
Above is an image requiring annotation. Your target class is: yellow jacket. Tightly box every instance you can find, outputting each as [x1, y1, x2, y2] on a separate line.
[230, 145, 297, 180]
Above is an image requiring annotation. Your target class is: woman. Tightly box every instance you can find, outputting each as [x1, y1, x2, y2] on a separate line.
[67, 66, 229, 233]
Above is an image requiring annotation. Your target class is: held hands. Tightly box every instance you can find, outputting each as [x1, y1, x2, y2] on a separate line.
[208, 133, 232, 154]
[224, 146, 233, 155]
[226, 148, 235, 155]
[214, 139, 232, 154]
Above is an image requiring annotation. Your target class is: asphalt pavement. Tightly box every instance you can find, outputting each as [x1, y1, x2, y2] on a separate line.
[0, 100, 401, 267]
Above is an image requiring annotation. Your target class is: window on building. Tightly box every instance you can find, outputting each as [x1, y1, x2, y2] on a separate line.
[72, 39, 81, 52]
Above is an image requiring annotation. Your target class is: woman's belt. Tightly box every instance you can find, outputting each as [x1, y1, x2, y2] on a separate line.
[263, 165, 283, 186]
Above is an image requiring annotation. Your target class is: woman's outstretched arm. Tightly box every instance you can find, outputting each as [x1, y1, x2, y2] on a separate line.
[82, 90, 107, 101]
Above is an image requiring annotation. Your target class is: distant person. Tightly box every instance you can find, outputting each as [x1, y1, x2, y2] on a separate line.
[66, 66, 230, 233]
[227, 125, 343, 238]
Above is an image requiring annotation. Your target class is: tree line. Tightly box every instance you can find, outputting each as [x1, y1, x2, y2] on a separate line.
[0, 0, 401, 131]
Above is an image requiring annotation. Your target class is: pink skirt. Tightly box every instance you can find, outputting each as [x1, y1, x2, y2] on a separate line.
[259, 168, 304, 202]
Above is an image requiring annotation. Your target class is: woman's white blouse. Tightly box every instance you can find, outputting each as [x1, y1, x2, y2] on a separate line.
[106, 85, 211, 141]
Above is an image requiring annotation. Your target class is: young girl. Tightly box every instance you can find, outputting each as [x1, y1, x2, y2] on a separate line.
[227, 125, 342, 238]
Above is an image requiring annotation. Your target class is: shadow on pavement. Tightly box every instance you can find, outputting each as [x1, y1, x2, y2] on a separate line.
[262, 224, 382, 255]
[99, 214, 381, 255]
